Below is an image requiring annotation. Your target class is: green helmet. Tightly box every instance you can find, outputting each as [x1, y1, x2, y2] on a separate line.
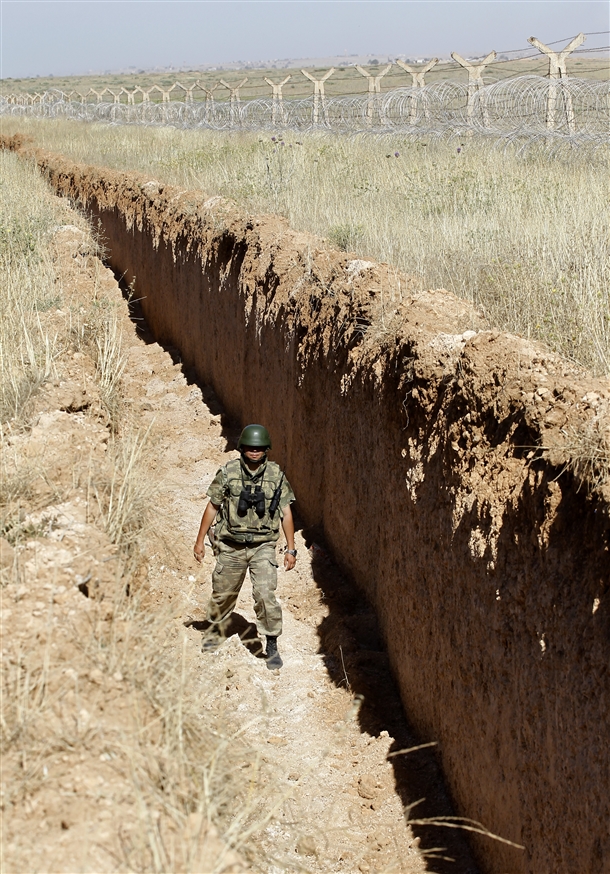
[238, 424, 272, 450]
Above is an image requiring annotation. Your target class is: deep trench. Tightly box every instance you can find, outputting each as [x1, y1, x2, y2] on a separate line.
[119, 270, 480, 874]
[21, 141, 609, 874]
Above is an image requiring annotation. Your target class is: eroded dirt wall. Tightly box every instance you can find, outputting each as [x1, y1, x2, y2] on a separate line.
[10, 138, 610, 874]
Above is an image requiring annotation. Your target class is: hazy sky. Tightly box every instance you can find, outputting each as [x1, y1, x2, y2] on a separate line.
[1, 1, 608, 79]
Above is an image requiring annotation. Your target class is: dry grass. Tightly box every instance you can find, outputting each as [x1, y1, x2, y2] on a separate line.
[564, 401, 610, 493]
[0, 150, 69, 425]
[95, 426, 158, 562]
[0, 150, 73, 553]
[0, 587, 287, 872]
[3, 117, 609, 375]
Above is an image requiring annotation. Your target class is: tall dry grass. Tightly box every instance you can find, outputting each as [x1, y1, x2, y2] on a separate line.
[0, 150, 70, 425]
[4, 117, 609, 374]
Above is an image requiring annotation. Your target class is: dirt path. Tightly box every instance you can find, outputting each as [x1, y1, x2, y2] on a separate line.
[124, 332, 463, 874]
[1, 213, 479, 873]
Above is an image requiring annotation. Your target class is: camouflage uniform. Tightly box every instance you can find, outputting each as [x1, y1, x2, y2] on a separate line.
[206, 457, 295, 637]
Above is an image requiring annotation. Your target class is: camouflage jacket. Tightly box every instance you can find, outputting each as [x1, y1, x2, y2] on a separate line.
[207, 457, 295, 544]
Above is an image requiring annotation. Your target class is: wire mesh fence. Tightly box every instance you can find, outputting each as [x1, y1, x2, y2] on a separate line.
[2, 77, 609, 146]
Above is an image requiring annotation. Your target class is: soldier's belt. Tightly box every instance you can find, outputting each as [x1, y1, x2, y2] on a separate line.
[221, 534, 274, 547]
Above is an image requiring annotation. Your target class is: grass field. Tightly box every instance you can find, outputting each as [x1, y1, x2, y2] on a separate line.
[2, 55, 609, 102]
[4, 117, 609, 375]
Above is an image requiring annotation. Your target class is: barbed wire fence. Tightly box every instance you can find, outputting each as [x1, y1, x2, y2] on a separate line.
[1, 32, 608, 148]
[2, 77, 608, 146]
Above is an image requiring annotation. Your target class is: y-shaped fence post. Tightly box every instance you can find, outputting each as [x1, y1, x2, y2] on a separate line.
[220, 78, 248, 125]
[198, 82, 220, 123]
[264, 75, 291, 125]
[169, 82, 188, 103]
[356, 64, 392, 126]
[185, 83, 199, 104]
[100, 88, 122, 105]
[528, 33, 585, 132]
[301, 68, 335, 125]
[145, 85, 165, 105]
[451, 51, 496, 126]
[396, 58, 438, 123]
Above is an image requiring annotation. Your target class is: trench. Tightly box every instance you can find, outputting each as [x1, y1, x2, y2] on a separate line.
[6, 138, 610, 874]
[118, 269, 479, 872]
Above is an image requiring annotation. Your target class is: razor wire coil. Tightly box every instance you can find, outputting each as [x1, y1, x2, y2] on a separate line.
[2, 77, 609, 147]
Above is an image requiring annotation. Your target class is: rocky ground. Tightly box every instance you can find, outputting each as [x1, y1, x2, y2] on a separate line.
[1, 212, 478, 872]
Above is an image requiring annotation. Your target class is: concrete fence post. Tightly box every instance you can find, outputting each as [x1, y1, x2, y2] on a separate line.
[451, 50, 496, 126]
[528, 33, 585, 132]
[145, 85, 165, 105]
[169, 82, 188, 103]
[186, 83, 199, 104]
[356, 64, 392, 126]
[301, 68, 335, 125]
[198, 81, 220, 123]
[99, 88, 122, 105]
[396, 58, 438, 123]
[220, 77, 248, 125]
[264, 75, 291, 124]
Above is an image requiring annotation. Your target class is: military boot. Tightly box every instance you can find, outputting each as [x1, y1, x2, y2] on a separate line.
[265, 636, 283, 670]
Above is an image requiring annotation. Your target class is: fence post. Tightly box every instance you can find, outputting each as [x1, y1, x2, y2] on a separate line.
[169, 82, 188, 103]
[264, 75, 291, 124]
[356, 64, 392, 126]
[145, 85, 165, 104]
[451, 50, 496, 125]
[198, 81, 220, 122]
[301, 68, 335, 125]
[220, 77, 248, 125]
[100, 88, 122, 105]
[185, 83, 199, 104]
[396, 58, 438, 123]
[527, 33, 585, 132]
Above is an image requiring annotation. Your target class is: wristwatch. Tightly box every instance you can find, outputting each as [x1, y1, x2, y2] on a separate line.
[286, 549, 297, 557]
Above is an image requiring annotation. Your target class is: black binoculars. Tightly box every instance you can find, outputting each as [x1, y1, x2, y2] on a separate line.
[237, 485, 266, 518]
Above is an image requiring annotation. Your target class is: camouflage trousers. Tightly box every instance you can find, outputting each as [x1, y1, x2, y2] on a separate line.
[206, 539, 282, 637]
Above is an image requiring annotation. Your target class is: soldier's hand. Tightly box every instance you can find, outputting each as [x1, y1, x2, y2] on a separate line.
[284, 552, 296, 571]
[194, 543, 205, 563]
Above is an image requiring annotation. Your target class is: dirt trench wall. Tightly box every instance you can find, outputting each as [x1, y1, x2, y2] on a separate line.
[14, 141, 610, 874]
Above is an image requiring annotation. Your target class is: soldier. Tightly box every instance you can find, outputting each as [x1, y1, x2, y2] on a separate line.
[193, 424, 296, 670]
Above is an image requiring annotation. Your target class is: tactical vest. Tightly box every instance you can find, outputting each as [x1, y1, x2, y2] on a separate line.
[214, 458, 284, 545]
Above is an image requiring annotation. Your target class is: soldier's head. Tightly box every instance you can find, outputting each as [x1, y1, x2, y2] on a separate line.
[238, 424, 271, 467]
